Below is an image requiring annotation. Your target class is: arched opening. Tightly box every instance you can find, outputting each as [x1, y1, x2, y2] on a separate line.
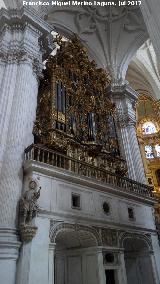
[123, 237, 155, 284]
[54, 227, 99, 284]
[142, 122, 157, 135]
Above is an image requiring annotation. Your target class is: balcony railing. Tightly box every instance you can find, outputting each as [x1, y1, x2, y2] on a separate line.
[24, 144, 154, 199]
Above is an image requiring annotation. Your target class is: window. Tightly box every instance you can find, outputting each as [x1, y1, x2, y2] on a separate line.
[105, 253, 115, 263]
[103, 202, 110, 214]
[142, 122, 157, 135]
[128, 207, 135, 220]
[145, 145, 154, 159]
[71, 193, 81, 209]
[155, 145, 160, 157]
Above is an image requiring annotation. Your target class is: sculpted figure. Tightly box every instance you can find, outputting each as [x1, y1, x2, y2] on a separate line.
[19, 180, 41, 226]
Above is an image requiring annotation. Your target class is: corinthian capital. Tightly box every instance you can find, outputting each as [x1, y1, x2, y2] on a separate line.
[109, 82, 138, 128]
[115, 108, 136, 128]
[0, 7, 54, 77]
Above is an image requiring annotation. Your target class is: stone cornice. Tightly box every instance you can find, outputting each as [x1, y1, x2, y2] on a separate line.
[23, 160, 155, 205]
[0, 7, 54, 64]
[0, 7, 53, 35]
[109, 82, 139, 102]
[39, 209, 157, 236]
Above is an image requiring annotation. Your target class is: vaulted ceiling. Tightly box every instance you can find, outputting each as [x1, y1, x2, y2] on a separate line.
[2, 0, 160, 100]
[42, 3, 148, 80]
[127, 40, 160, 100]
[1, 1, 149, 81]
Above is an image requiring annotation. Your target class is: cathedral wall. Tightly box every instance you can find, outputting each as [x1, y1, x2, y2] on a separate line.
[24, 162, 156, 231]
[18, 162, 160, 284]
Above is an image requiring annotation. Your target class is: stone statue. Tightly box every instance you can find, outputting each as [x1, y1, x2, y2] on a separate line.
[19, 179, 41, 242]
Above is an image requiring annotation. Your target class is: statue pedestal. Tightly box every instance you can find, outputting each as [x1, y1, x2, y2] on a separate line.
[19, 225, 37, 243]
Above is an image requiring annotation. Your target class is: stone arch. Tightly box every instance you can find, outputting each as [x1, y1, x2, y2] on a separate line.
[127, 56, 160, 100]
[49, 221, 101, 247]
[120, 232, 156, 284]
[52, 222, 102, 284]
[119, 231, 153, 251]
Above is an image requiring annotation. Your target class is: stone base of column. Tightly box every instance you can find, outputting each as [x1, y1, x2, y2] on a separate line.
[16, 217, 51, 284]
[0, 228, 21, 284]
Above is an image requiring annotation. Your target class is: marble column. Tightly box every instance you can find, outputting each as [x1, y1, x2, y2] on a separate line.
[0, 7, 53, 284]
[110, 83, 146, 184]
[17, 218, 53, 284]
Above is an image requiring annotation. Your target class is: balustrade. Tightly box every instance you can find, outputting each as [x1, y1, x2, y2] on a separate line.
[24, 144, 154, 199]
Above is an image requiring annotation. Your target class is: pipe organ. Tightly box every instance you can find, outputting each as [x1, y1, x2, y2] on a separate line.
[33, 35, 127, 176]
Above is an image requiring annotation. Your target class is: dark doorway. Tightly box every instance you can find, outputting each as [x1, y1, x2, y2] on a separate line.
[105, 269, 116, 284]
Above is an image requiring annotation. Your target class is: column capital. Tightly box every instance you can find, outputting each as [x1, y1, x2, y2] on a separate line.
[109, 80, 138, 103]
[49, 242, 56, 251]
[0, 7, 54, 76]
[109, 83, 138, 128]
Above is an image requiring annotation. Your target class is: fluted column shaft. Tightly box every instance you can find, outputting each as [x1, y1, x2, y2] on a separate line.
[0, 61, 38, 226]
[0, 61, 18, 172]
[0, 6, 53, 226]
[138, 140, 150, 178]
[0, 7, 53, 284]
[111, 84, 146, 184]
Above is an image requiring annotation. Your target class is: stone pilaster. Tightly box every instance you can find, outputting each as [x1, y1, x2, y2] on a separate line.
[110, 82, 146, 184]
[0, 7, 53, 284]
[48, 243, 56, 284]
[138, 139, 148, 174]
[17, 218, 52, 284]
[118, 251, 127, 284]
[97, 250, 105, 284]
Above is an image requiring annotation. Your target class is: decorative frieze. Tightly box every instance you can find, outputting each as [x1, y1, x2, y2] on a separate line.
[101, 228, 118, 247]
[115, 109, 135, 128]
[49, 220, 153, 255]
